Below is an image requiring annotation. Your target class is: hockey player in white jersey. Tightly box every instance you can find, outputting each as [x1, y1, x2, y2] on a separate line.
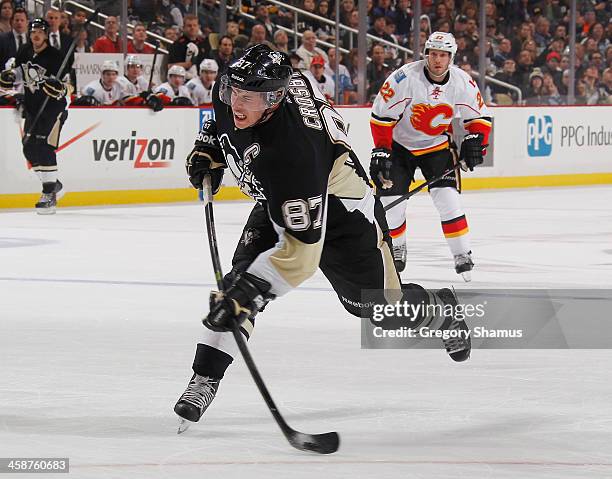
[186, 58, 217, 105]
[370, 32, 492, 280]
[154, 64, 193, 105]
[80, 60, 123, 105]
[117, 55, 148, 97]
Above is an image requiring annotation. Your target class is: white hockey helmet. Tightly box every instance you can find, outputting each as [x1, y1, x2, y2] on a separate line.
[167, 65, 186, 78]
[200, 59, 219, 73]
[125, 55, 142, 67]
[424, 31, 457, 62]
[100, 60, 120, 74]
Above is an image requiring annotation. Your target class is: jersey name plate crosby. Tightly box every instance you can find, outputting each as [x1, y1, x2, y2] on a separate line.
[371, 60, 491, 154]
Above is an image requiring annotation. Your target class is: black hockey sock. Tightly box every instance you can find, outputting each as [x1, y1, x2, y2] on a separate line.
[42, 181, 56, 194]
[192, 344, 234, 379]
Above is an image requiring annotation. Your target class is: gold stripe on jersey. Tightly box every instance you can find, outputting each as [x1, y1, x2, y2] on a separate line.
[410, 140, 449, 156]
[370, 117, 397, 127]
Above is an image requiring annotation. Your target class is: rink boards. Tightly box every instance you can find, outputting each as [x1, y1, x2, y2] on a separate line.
[0, 104, 611, 208]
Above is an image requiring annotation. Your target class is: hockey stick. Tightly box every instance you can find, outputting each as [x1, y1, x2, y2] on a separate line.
[147, 39, 160, 91]
[22, 8, 100, 146]
[201, 176, 340, 455]
[383, 166, 456, 211]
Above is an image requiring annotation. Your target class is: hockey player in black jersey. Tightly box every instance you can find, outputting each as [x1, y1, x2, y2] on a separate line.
[174, 45, 471, 429]
[0, 18, 68, 214]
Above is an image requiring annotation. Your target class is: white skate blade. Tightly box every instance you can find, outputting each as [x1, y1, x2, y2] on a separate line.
[177, 418, 192, 434]
[460, 271, 472, 282]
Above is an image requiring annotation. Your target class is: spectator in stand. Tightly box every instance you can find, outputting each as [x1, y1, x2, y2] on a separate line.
[492, 58, 520, 102]
[511, 22, 533, 57]
[597, 67, 612, 104]
[74, 28, 90, 53]
[0, 0, 12, 34]
[525, 68, 545, 104]
[435, 18, 450, 33]
[325, 47, 356, 103]
[419, 13, 431, 36]
[394, 0, 412, 45]
[253, 4, 274, 41]
[304, 55, 334, 101]
[167, 14, 209, 80]
[273, 29, 290, 54]
[453, 14, 468, 37]
[168, 0, 193, 30]
[579, 9, 597, 41]
[339, 0, 355, 26]
[455, 34, 476, 66]
[45, 9, 72, 58]
[589, 22, 609, 56]
[373, 0, 395, 23]
[553, 23, 568, 42]
[60, 11, 71, 35]
[92, 16, 120, 53]
[465, 17, 479, 44]
[0, 7, 28, 68]
[534, 17, 552, 54]
[296, 30, 328, 70]
[199, 0, 220, 35]
[522, 37, 538, 63]
[516, 49, 534, 93]
[366, 43, 391, 100]
[296, 0, 319, 34]
[368, 15, 395, 44]
[70, 8, 88, 34]
[247, 24, 276, 50]
[493, 38, 513, 68]
[164, 26, 179, 42]
[314, 0, 334, 42]
[340, 9, 359, 50]
[210, 35, 235, 74]
[582, 66, 601, 104]
[535, 37, 565, 66]
[541, 71, 564, 105]
[128, 22, 154, 54]
[589, 51, 605, 73]
[543, 51, 563, 84]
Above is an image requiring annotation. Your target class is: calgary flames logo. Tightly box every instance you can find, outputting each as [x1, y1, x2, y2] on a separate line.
[409, 103, 454, 136]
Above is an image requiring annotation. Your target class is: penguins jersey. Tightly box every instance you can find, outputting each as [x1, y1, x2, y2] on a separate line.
[14, 44, 66, 115]
[81, 79, 123, 105]
[370, 60, 492, 155]
[117, 75, 149, 97]
[186, 77, 214, 105]
[211, 71, 374, 297]
[154, 82, 192, 103]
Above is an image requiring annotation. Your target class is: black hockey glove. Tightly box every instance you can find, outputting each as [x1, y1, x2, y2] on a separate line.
[204, 272, 274, 332]
[186, 119, 226, 192]
[0, 69, 16, 89]
[141, 91, 163, 112]
[459, 133, 486, 172]
[370, 147, 393, 190]
[42, 77, 66, 100]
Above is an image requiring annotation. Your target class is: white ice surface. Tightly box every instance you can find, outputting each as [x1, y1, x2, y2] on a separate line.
[1, 186, 612, 478]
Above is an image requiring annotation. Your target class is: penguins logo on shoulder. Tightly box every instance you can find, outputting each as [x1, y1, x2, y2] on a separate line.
[219, 134, 266, 200]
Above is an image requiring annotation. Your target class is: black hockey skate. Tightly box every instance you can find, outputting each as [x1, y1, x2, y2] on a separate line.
[454, 252, 474, 282]
[436, 288, 471, 362]
[35, 181, 64, 215]
[393, 243, 407, 273]
[174, 374, 221, 433]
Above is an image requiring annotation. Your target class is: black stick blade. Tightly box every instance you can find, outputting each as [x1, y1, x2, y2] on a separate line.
[287, 430, 340, 454]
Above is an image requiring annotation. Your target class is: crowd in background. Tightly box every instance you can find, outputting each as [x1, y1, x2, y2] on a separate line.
[0, 0, 611, 105]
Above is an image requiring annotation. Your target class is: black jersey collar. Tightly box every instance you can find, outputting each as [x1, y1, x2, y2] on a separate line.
[424, 67, 450, 85]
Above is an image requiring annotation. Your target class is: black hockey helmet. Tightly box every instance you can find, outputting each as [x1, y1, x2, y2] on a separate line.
[28, 18, 50, 35]
[219, 44, 293, 110]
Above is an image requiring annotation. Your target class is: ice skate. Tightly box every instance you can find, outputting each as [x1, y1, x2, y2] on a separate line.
[392, 243, 407, 273]
[454, 252, 474, 282]
[436, 287, 471, 362]
[174, 374, 221, 433]
[35, 191, 57, 215]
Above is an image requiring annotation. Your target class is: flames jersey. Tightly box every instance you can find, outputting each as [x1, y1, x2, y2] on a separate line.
[81, 79, 123, 105]
[370, 60, 492, 155]
[117, 75, 149, 97]
[154, 82, 192, 104]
